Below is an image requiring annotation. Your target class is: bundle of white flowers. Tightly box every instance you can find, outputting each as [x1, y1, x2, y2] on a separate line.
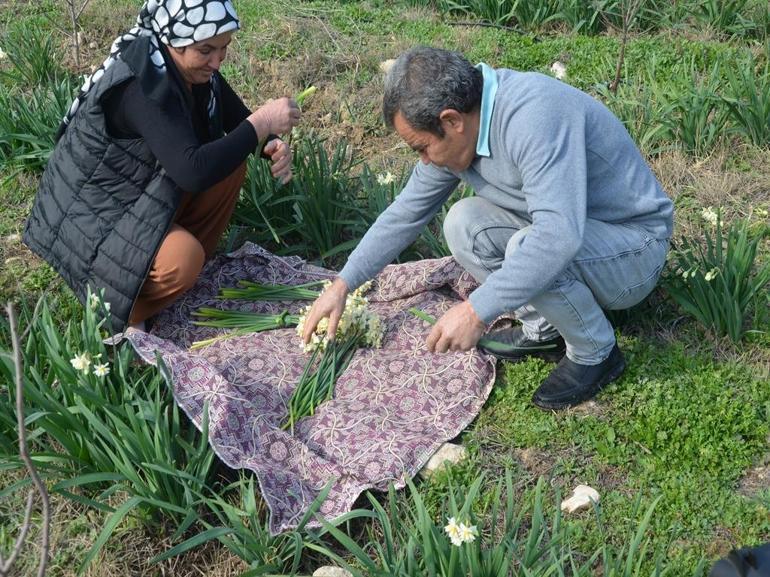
[295, 280, 384, 353]
[284, 281, 384, 432]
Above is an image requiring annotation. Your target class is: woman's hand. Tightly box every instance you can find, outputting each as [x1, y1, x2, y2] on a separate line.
[249, 97, 301, 137]
[263, 138, 292, 184]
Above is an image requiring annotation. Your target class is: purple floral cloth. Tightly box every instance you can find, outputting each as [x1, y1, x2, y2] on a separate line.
[125, 243, 496, 534]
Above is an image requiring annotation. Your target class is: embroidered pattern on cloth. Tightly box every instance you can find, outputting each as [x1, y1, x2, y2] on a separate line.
[125, 243, 497, 534]
[62, 0, 239, 127]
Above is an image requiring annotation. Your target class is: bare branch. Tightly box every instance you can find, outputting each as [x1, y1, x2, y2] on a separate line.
[75, 0, 93, 21]
[1, 303, 51, 577]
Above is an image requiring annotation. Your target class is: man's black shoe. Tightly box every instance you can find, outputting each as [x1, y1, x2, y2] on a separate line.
[532, 344, 625, 410]
[477, 326, 565, 362]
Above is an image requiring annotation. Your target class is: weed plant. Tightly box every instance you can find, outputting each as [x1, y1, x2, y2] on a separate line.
[233, 153, 297, 249]
[664, 210, 770, 342]
[312, 474, 686, 577]
[0, 78, 76, 173]
[0, 27, 65, 87]
[724, 58, 770, 147]
[0, 293, 218, 571]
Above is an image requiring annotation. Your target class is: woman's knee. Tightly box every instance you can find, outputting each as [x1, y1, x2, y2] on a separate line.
[153, 225, 205, 291]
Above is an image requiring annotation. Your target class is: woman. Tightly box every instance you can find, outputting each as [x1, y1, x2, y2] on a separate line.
[23, 0, 300, 331]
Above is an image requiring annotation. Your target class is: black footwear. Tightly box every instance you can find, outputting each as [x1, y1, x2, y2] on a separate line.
[532, 344, 626, 410]
[477, 326, 565, 362]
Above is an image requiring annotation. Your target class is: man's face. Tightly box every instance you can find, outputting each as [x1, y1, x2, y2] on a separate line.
[393, 111, 477, 172]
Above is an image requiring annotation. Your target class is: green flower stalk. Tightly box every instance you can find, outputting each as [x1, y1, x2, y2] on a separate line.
[190, 309, 300, 350]
[284, 281, 384, 432]
[283, 330, 362, 433]
[409, 308, 516, 350]
[295, 85, 317, 107]
[217, 280, 327, 301]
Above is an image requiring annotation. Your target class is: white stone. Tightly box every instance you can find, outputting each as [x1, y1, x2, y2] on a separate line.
[550, 60, 567, 80]
[419, 443, 467, 478]
[313, 567, 352, 577]
[560, 484, 600, 514]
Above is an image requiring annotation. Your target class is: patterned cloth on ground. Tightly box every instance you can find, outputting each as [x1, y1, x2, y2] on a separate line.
[125, 243, 496, 534]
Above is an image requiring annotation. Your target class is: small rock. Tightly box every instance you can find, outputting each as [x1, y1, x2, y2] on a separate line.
[419, 443, 468, 478]
[550, 60, 567, 80]
[379, 59, 395, 74]
[88, 41, 98, 49]
[313, 567, 353, 577]
[560, 484, 599, 514]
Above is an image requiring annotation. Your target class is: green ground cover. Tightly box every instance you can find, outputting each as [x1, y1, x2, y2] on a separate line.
[1, 0, 768, 575]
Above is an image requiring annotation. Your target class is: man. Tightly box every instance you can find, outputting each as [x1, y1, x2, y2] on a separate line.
[302, 46, 672, 410]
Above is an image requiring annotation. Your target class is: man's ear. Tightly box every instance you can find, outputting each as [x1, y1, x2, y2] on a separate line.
[439, 109, 465, 133]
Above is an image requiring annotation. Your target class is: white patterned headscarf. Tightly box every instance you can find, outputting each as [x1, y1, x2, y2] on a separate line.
[62, 0, 239, 129]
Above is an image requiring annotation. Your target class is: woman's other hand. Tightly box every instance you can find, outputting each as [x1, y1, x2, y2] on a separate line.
[249, 97, 300, 137]
[263, 138, 292, 184]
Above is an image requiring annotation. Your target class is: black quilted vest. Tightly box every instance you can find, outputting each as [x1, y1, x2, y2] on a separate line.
[23, 57, 182, 332]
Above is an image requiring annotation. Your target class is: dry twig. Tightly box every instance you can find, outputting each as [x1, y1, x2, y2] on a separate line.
[0, 303, 51, 577]
[64, 0, 93, 70]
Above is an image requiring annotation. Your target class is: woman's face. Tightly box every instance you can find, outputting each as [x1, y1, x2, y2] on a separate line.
[169, 30, 233, 86]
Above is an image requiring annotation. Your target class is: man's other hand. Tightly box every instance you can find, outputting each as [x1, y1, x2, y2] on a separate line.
[426, 301, 486, 353]
[301, 277, 349, 344]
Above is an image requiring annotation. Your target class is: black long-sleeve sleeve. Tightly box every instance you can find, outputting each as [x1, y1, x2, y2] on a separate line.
[103, 75, 258, 193]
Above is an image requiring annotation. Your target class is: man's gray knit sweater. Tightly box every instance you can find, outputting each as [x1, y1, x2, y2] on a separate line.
[339, 68, 674, 324]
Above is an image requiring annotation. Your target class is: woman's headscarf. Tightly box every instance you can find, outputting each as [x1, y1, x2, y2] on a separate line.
[61, 0, 240, 130]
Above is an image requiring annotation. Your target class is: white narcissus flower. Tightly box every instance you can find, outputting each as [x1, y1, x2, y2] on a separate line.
[704, 268, 719, 282]
[444, 517, 461, 541]
[376, 172, 396, 186]
[93, 363, 110, 377]
[701, 206, 723, 227]
[0, 47, 6, 60]
[70, 352, 91, 373]
[458, 522, 478, 543]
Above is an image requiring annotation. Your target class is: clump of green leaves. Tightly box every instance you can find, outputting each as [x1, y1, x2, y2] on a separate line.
[0, 291, 217, 572]
[664, 208, 770, 342]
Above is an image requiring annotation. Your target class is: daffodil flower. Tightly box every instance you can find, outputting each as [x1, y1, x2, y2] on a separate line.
[70, 352, 91, 373]
[93, 363, 110, 377]
[376, 172, 396, 186]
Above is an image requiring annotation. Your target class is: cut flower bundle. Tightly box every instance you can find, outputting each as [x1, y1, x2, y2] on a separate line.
[284, 281, 384, 432]
[190, 280, 326, 349]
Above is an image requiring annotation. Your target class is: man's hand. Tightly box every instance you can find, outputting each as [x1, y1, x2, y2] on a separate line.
[263, 138, 292, 184]
[301, 277, 349, 344]
[426, 301, 486, 353]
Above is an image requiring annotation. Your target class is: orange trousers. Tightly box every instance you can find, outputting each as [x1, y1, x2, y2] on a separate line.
[129, 162, 247, 325]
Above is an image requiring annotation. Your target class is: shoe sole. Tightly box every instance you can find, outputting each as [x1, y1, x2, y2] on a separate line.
[478, 339, 565, 363]
[532, 359, 626, 410]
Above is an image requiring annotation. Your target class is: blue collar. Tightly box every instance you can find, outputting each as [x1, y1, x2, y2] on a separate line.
[475, 62, 497, 158]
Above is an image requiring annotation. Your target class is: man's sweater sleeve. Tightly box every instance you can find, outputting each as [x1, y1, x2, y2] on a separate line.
[338, 162, 460, 290]
[468, 99, 588, 324]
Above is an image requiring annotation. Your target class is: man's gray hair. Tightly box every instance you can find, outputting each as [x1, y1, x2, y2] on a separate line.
[383, 46, 483, 137]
